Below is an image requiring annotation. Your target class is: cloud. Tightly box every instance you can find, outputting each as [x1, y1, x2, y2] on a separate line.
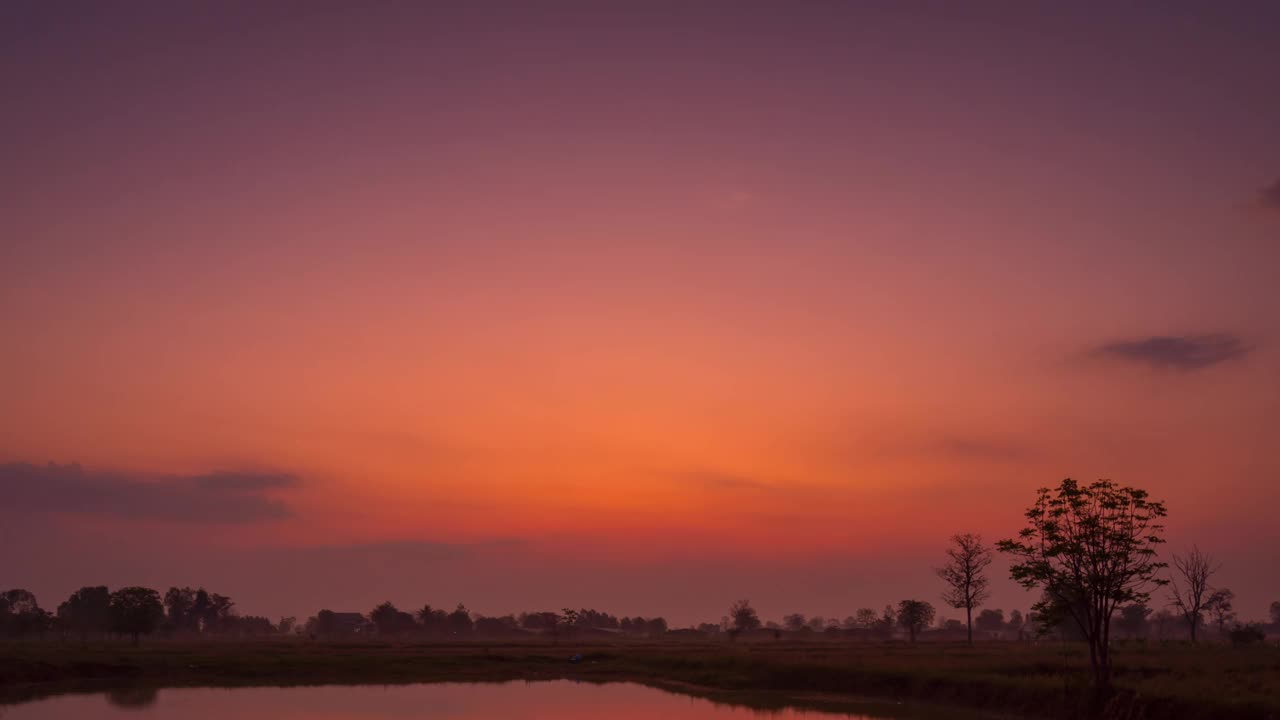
[0, 462, 297, 523]
[1095, 333, 1252, 372]
[1259, 178, 1280, 213]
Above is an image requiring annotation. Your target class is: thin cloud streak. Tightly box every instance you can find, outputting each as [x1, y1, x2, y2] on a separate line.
[0, 462, 298, 523]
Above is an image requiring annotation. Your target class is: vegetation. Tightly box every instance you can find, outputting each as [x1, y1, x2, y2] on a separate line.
[3, 477, 1277, 718]
[1, 639, 1278, 720]
[998, 479, 1168, 692]
[936, 533, 993, 645]
[1169, 546, 1218, 643]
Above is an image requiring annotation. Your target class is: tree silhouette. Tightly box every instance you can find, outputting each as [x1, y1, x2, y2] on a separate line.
[896, 600, 935, 642]
[728, 599, 760, 639]
[936, 532, 992, 644]
[998, 479, 1167, 692]
[1116, 604, 1152, 639]
[109, 587, 164, 644]
[56, 586, 112, 640]
[974, 608, 1004, 634]
[1205, 588, 1236, 638]
[1169, 546, 1217, 642]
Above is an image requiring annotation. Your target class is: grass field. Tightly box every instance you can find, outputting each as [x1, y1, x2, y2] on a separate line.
[2, 639, 1278, 719]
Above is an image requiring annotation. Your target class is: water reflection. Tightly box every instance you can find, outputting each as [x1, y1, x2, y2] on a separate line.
[1, 681, 978, 719]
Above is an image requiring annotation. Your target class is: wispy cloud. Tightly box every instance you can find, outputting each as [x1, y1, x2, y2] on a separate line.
[0, 462, 298, 523]
[1094, 333, 1252, 372]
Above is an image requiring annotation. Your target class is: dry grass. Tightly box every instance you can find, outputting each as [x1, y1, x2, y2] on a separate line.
[1, 638, 1277, 719]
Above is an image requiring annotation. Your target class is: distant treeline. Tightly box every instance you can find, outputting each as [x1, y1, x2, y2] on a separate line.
[4, 586, 1277, 644]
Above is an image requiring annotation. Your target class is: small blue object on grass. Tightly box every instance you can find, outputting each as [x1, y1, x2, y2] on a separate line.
[569, 654, 583, 663]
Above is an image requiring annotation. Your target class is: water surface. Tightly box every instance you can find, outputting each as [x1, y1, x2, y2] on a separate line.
[1, 681, 983, 719]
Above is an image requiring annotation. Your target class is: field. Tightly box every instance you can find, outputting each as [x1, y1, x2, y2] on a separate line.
[2, 639, 1278, 719]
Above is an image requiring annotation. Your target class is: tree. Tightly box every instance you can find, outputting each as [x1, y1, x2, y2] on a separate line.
[897, 600, 935, 642]
[1168, 546, 1217, 642]
[109, 587, 164, 644]
[1205, 589, 1236, 638]
[974, 608, 1005, 634]
[1, 589, 51, 638]
[57, 586, 112, 640]
[854, 607, 878, 630]
[783, 613, 807, 631]
[874, 605, 897, 639]
[164, 587, 197, 633]
[560, 608, 580, 636]
[936, 532, 993, 644]
[728, 599, 760, 639]
[1116, 604, 1152, 639]
[418, 605, 448, 632]
[369, 601, 415, 637]
[998, 479, 1167, 692]
[1007, 609, 1025, 638]
[447, 603, 473, 634]
[278, 616, 297, 635]
[1270, 601, 1280, 630]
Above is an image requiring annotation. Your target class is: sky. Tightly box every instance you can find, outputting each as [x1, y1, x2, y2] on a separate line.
[2, 1, 1279, 627]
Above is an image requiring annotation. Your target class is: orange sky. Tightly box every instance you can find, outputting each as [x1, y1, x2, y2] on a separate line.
[2, 2, 1279, 624]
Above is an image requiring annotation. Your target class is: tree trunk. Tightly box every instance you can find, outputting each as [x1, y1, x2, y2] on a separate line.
[966, 606, 973, 645]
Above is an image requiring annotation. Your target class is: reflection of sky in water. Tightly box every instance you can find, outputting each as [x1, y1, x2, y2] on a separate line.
[3, 681, 895, 719]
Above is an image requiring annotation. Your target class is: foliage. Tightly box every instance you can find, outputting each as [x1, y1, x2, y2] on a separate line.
[896, 600, 935, 642]
[56, 586, 112, 638]
[997, 478, 1166, 690]
[109, 587, 164, 642]
[728, 600, 761, 633]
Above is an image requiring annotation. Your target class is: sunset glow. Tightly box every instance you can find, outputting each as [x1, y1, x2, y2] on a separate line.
[2, 2, 1278, 626]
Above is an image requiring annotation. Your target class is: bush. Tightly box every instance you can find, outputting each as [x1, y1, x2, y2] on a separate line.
[1227, 623, 1265, 646]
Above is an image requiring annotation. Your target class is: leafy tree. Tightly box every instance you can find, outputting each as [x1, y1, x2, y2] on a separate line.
[974, 608, 1005, 634]
[998, 479, 1167, 691]
[807, 615, 827, 632]
[1116, 604, 1152, 639]
[369, 601, 415, 637]
[164, 587, 198, 632]
[728, 599, 761, 634]
[1, 589, 51, 638]
[418, 605, 448, 632]
[855, 607, 878, 630]
[897, 600, 935, 642]
[1205, 589, 1236, 638]
[1270, 601, 1280, 630]
[936, 532, 993, 644]
[874, 605, 897, 639]
[561, 608, 580, 635]
[1007, 609, 1025, 637]
[278, 616, 297, 635]
[109, 587, 164, 644]
[783, 613, 807, 631]
[1168, 546, 1217, 642]
[447, 603, 473, 634]
[57, 586, 112, 639]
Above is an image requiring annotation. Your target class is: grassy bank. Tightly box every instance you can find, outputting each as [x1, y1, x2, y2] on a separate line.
[2, 639, 1277, 719]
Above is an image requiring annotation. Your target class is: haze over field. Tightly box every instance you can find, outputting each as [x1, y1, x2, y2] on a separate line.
[2, 1, 1279, 625]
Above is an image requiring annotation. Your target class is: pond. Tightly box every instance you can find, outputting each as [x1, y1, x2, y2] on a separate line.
[0, 681, 993, 719]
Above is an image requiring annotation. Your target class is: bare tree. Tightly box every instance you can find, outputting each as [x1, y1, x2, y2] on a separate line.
[1168, 546, 1218, 642]
[936, 532, 993, 644]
